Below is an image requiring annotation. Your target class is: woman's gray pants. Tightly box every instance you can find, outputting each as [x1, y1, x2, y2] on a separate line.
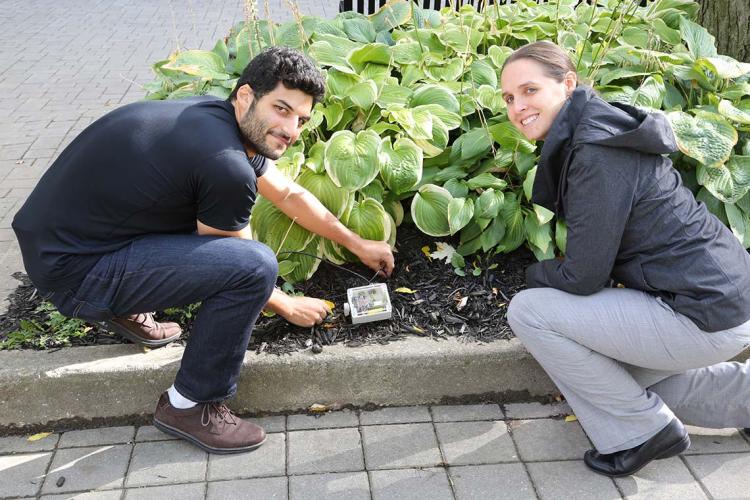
[507, 287, 750, 454]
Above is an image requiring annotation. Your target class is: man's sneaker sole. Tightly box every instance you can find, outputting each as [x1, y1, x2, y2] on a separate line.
[101, 320, 180, 347]
[153, 417, 266, 454]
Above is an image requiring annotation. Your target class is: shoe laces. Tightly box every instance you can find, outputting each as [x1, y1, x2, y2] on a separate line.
[201, 402, 238, 428]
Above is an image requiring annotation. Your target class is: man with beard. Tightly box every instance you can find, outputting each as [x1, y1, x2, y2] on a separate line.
[12, 46, 394, 453]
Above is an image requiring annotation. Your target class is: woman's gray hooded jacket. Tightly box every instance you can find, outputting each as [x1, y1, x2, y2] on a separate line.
[526, 85, 750, 332]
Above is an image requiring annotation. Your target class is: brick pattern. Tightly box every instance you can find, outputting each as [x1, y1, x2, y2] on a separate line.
[1, 404, 749, 499]
[0, 0, 338, 312]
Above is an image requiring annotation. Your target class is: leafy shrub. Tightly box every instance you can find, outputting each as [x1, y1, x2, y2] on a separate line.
[145, 0, 750, 282]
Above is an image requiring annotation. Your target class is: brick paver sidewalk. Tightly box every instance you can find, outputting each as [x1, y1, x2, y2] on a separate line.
[2, 403, 750, 499]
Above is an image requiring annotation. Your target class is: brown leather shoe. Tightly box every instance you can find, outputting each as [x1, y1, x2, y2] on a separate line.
[103, 312, 181, 347]
[152, 392, 266, 454]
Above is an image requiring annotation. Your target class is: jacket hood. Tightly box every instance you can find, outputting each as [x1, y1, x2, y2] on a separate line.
[532, 85, 678, 214]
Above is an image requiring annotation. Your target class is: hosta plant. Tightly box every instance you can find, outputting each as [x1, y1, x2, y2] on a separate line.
[145, 0, 750, 281]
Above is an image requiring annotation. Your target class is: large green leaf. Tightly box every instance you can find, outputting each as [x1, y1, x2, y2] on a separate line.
[448, 197, 474, 235]
[371, 0, 412, 32]
[379, 137, 423, 194]
[296, 168, 351, 218]
[679, 17, 717, 60]
[250, 196, 315, 254]
[340, 198, 389, 261]
[309, 39, 357, 74]
[525, 212, 554, 258]
[668, 111, 737, 168]
[324, 130, 382, 190]
[458, 128, 493, 160]
[348, 43, 392, 72]
[343, 18, 377, 43]
[438, 26, 483, 54]
[349, 80, 378, 109]
[378, 84, 413, 107]
[718, 100, 750, 125]
[410, 84, 460, 114]
[161, 50, 229, 82]
[696, 155, 750, 204]
[275, 152, 305, 180]
[495, 193, 526, 253]
[411, 184, 452, 237]
[282, 237, 323, 283]
[474, 188, 504, 219]
[725, 204, 750, 248]
[489, 121, 536, 153]
[386, 106, 433, 140]
[466, 173, 507, 191]
[468, 59, 498, 88]
[631, 75, 666, 109]
[480, 217, 506, 253]
[326, 69, 360, 96]
[704, 56, 750, 79]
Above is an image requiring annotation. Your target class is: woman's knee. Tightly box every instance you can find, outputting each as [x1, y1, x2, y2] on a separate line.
[507, 288, 553, 334]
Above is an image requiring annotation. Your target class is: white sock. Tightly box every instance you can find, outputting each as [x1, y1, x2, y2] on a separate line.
[167, 385, 197, 409]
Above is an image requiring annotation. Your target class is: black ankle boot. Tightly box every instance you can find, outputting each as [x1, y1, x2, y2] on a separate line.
[584, 419, 690, 477]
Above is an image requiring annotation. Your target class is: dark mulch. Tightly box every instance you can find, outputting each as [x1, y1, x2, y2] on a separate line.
[0, 223, 533, 354]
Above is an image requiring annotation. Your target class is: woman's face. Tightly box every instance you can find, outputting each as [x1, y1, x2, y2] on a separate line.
[501, 58, 577, 141]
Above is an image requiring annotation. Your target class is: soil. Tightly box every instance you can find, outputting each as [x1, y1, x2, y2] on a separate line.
[0, 223, 534, 354]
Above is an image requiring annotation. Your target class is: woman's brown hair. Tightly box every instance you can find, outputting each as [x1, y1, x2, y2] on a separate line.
[501, 41, 577, 83]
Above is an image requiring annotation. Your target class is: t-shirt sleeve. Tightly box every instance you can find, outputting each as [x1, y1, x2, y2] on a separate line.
[195, 150, 262, 231]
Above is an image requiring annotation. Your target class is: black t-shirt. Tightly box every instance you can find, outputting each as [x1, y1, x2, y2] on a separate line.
[12, 96, 268, 291]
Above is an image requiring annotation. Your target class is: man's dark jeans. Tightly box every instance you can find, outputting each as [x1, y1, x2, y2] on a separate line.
[43, 234, 278, 402]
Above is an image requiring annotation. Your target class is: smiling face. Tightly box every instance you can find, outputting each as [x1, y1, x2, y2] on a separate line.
[501, 58, 577, 141]
[233, 82, 313, 160]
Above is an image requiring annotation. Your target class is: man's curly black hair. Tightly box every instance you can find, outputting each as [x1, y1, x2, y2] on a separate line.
[228, 46, 325, 105]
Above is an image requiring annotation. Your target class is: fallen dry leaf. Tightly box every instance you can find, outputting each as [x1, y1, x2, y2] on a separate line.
[395, 287, 417, 294]
[309, 403, 330, 413]
[421, 245, 432, 260]
[27, 432, 52, 442]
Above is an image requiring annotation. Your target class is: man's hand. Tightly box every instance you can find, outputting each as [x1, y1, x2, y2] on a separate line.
[266, 289, 331, 327]
[349, 237, 395, 277]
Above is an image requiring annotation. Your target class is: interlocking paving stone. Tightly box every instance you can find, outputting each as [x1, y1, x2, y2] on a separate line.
[125, 441, 207, 488]
[510, 418, 592, 461]
[360, 406, 432, 426]
[431, 403, 504, 422]
[287, 409, 358, 430]
[134, 426, 179, 442]
[289, 471, 370, 500]
[0, 433, 60, 453]
[449, 463, 536, 500]
[206, 476, 288, 499]
[526, 460, 620, 500]
[434, 420, 518, 465]
[124, 482, 205, 499]
[369, 468, 453, 500]
[361, 423, 442, 470]
[614, 456, 708, 500]
[41, 490, 123, 500]
[684, 453, 750, 499]
[208, 433, 285, 480]
[41, 444, 131, 494]
[504, 401, 573, 420]
[58, 426, 135, 448]
[288, 427, 364, 475]
[684, 426, 750, 455]
[0, 451, 53, 498]
[246, 415, 286, 433]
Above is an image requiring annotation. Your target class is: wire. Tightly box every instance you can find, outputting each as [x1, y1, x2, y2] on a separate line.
[276, 250, 382, 284]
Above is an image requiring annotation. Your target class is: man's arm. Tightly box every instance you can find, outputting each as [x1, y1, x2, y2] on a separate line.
[196, 220, 331, 326]
[257, 164, 395, 275]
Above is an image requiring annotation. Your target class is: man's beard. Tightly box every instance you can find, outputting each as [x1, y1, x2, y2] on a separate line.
[237, 101, 286, 160]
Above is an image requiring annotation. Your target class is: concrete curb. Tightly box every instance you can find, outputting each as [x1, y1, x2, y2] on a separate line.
[0, 337, 557, 429]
